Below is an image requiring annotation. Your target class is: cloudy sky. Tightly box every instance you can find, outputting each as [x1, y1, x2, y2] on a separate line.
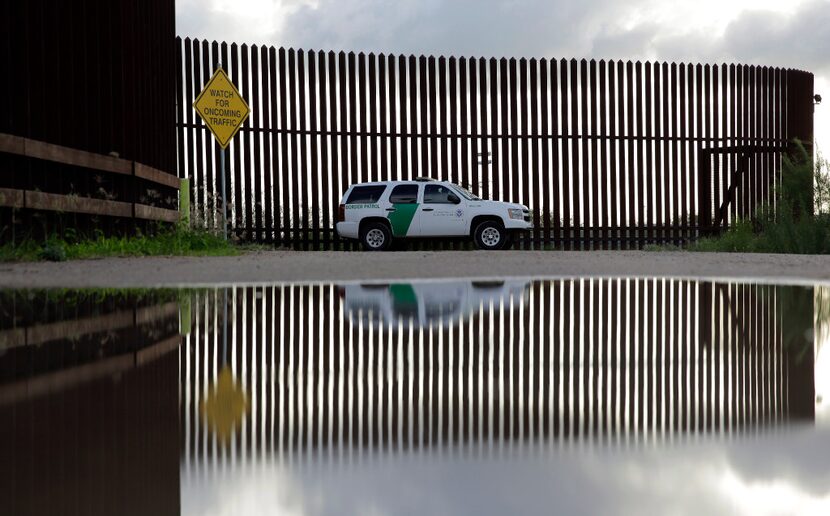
[177, 0, 829, 155]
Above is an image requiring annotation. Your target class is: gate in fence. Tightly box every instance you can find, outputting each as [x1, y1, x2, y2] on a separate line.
[175, 37, 814, 249]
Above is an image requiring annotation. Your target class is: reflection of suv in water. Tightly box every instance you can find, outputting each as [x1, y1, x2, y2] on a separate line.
[335, 178, 532, 251]
[341, 280, 531, 327]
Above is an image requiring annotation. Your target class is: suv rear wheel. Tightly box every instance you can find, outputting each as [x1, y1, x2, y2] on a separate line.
[360, 222, 392, 251]
[473, 220, 506, 250]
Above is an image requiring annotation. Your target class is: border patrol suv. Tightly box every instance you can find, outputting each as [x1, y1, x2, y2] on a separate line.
[336, 178, 531, 251]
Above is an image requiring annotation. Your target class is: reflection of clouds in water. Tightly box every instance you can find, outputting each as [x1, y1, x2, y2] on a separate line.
[721, 431, 830, 516]
[816, 341, 829, 424]
[182, 465, 311, 516]
[181, 429, 830, 516]
[720, 469, 830, 516]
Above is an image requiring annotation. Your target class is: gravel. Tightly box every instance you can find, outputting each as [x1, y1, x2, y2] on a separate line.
[2, 250, 830, 288]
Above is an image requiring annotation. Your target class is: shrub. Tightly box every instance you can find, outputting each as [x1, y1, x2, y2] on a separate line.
[39, 239, 68, 262]
[693, 141, 830, 254]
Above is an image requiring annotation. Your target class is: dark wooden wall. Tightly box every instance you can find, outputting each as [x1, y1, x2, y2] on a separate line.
[1, 0, 175, 171]
[0, 0, 177, 242]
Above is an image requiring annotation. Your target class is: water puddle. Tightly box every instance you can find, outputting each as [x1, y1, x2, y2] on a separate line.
[2, 279, 829, 515]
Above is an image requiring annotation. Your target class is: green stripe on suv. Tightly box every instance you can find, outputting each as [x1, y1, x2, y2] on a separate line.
[387, 203, 419, 236]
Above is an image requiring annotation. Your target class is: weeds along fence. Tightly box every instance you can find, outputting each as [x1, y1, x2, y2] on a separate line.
[176, 38, 814, 250]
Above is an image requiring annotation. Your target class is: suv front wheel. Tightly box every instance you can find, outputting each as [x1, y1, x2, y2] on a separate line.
[360, 222, 392, 251]
[473, 221, 507, 250]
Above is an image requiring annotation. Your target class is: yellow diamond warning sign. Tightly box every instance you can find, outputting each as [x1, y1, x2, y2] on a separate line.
[193, 67, 250, 149]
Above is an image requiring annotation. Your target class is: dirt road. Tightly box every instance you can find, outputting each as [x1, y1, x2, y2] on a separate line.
[2, 251, 830, 288]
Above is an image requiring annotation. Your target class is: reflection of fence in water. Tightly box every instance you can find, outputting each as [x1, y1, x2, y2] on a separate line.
[181, 280, 811, 466]
[816, 286, 830, 424]
[0, 296, 181, 402]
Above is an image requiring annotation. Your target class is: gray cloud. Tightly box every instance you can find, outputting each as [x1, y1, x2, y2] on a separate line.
[177, 0, 633, 59]
[177, 0, 830, 72]
[719, 1, 830, 74]
[586, 0, 830, 75]
[590, 22, 661, 61]
[279, 0, 617, 58]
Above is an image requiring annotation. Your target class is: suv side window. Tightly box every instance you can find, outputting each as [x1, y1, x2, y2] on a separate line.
[389, 184, 419, 204]
[423, 184, 457, 204]
[346, 185, 387, 204]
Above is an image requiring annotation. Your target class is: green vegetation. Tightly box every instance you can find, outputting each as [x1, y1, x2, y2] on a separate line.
[690, 142, 830, 254]
[0, 226, 243, 262]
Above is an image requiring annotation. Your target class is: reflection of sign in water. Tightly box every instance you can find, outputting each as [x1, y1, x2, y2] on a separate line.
[200, 366, 248, 444]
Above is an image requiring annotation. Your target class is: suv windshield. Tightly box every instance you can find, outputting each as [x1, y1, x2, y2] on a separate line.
[449, 184, 481, 201]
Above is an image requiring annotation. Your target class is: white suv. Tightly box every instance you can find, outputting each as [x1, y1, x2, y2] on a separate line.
[336, 178, 532, 251]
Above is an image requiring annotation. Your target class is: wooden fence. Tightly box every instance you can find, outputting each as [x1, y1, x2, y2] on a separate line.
[176, 38, 814, 249]
[0, 134, 180, 226]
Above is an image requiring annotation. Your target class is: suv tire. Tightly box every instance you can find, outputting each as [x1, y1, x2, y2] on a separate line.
[473, 220, 506, 250]
[361, 222, 392, 251]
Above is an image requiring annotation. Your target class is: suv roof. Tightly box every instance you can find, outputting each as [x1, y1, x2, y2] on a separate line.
[349, 179, 442, 187]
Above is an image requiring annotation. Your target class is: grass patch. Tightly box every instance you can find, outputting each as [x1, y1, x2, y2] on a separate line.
[0, 240, 42, 262]
[0, 226, 246, 263]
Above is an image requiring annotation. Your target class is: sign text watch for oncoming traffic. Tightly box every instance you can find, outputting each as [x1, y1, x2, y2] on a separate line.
[193, 67, 250, 149]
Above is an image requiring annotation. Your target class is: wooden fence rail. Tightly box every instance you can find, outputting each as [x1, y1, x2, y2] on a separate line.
[176, 38, 814, 249]
[0, 133, 180, 224]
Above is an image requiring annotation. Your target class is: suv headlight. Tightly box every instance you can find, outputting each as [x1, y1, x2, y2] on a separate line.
[508, 208, 524, 220]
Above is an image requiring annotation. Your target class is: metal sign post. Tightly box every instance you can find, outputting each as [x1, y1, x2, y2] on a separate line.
[192, 65, 250, 240]
[220, 147, 227, 240]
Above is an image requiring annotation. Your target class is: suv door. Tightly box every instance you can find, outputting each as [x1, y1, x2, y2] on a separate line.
[386, 183, 422, 237]
[418, 184, 467, 236]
